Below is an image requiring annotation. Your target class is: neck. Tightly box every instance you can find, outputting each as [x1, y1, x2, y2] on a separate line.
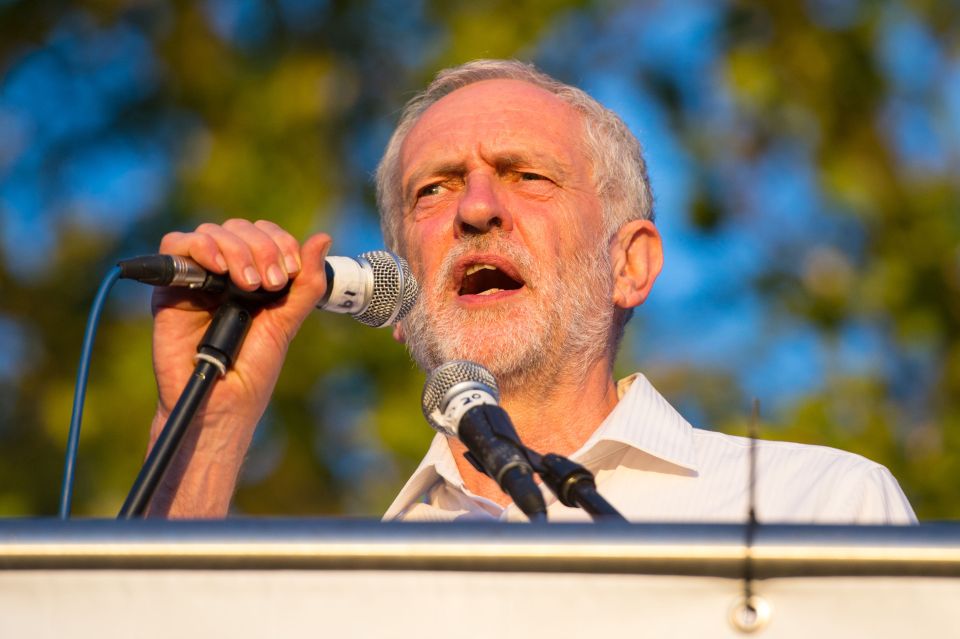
[448, 355, 620, 507]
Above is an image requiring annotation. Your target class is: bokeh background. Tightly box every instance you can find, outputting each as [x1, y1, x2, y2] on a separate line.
[1, 0, 958, 519]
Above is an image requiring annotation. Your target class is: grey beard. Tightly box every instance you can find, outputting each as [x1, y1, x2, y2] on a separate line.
[402, 235, 616, 396]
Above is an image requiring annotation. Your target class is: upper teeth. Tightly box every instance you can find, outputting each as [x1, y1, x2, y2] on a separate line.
[465, 264, 497, 276]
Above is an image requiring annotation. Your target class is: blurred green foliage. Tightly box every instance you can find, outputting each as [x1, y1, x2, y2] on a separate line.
[0, 0, 958, 520]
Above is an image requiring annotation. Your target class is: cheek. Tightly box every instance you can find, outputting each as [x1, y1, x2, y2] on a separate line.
[512, 206, 587, 260]
[562, 205, 606, 255]
[403, 220, 448, 282]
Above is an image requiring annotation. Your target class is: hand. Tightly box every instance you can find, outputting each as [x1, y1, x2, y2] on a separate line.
[147, 218, 331, 517]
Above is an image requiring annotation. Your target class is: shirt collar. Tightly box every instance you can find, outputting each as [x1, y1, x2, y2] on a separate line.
[571, 372, 700, 472]
[382, 372, 699, 519]
[382, 431, 463, 520]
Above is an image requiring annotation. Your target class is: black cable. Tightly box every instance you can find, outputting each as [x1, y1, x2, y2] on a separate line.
[742, 399, 761, 612]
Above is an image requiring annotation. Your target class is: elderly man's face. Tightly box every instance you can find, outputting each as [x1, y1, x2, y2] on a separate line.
[397, 79, 614, 388]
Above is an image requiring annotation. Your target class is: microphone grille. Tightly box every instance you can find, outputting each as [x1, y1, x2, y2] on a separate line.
[353, 250, 420, 327]
[421, 360, 499, 433]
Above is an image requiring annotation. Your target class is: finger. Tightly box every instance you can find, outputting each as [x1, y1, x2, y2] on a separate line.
[254, 219, 302, 275]
[190, 221, 264, 290]
[221, 218, 290, 291]
[158, 231, 229, 274]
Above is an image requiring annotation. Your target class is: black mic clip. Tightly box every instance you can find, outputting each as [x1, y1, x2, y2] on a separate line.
[534, 453, 598, 509]
[524, 449, 627, 522]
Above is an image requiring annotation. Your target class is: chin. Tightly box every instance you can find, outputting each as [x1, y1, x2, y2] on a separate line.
[405, 306, 549, 377]
[447, 338, 534, 371]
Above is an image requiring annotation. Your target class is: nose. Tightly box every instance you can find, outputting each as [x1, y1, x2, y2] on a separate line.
[455, 172, 513, 236]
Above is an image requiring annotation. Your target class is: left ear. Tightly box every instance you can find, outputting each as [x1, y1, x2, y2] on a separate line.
[610, 219, 663, 310]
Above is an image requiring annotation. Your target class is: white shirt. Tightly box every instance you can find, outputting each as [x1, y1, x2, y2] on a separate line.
[383, 373, 917, 524]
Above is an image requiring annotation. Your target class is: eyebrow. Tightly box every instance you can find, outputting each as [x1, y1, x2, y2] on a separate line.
[493, 152, 569, 181]
[403, 161, 466, 205]
[403, 151, 572, 205]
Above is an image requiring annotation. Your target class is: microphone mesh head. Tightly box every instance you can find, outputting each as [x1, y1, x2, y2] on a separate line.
[353, 251, 419, 327]
[421, 360, 499, 434]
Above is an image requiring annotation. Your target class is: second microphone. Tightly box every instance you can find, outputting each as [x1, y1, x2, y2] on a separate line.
[422, 360, 548, 521]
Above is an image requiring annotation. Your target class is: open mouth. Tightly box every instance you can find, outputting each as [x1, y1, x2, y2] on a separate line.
[458, 263, 524, 296]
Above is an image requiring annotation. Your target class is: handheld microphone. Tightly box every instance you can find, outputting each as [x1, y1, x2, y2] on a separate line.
[422, 360, 547, 521]
[117, 250, 419, 327]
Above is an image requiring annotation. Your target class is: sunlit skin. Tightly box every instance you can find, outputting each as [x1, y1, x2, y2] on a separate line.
[401, 82, 602, 321]
[396, 79, 664, 506]
[145, 79, 662, 517]
[147, 220, 331, 516]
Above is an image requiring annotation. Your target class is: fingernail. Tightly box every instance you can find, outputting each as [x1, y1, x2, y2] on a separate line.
[266, 264, 286, 287]
[284, 254, 300, 274]
[215, 254, 228, 272]
[243, 266, 261, 286]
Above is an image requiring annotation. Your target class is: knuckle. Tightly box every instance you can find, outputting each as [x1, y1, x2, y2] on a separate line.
[197, 233, 220, 254]
[222, 217, 252, 230]
[254, 241, 280, 263]
[195, 222, 221, 235]
[158, 231, 185, 252]
[255, 220, 297, 249]
[253, 218, 280, 231]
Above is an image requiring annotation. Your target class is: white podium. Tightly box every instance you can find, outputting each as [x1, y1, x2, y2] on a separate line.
[1, 520, 958, 638]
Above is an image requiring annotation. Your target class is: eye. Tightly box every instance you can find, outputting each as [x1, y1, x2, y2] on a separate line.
[416, 183, 443, 198]
[519, 172, 547, 181]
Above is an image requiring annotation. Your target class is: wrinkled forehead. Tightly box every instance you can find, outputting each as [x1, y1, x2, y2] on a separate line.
[399, 79, 590, 179]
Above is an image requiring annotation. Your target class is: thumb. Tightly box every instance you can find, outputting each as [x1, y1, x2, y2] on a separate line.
[290, 232, 333, 303]
[269, 232, 332, 329]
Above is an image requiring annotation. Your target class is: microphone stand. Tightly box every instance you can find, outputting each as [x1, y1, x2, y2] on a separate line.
[525, 449, 627, 522]
[118, 300, 253, 518]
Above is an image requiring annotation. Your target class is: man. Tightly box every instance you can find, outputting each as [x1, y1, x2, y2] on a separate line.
[147, 60, 915, 523]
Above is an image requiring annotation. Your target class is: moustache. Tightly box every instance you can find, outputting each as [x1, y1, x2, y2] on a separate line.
[432, 236, 539, 293]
